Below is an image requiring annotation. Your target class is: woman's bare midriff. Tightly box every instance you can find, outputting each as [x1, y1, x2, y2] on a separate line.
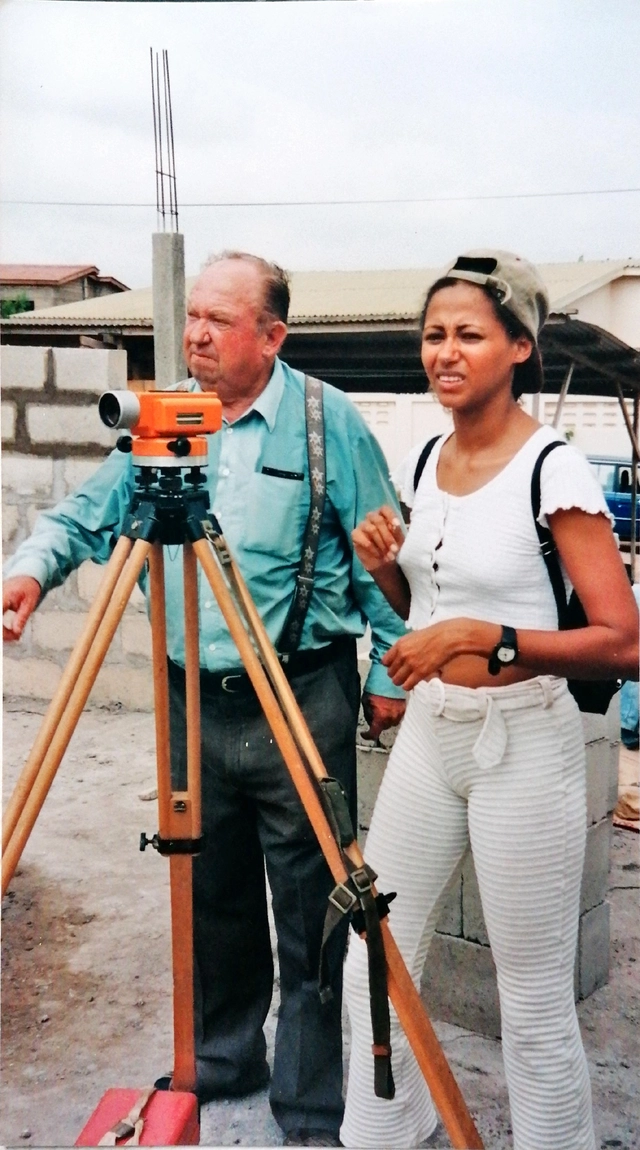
[437, 653, 539, 689]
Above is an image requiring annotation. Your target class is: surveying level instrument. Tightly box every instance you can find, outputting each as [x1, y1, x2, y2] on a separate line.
[2, 389, 483, 1149]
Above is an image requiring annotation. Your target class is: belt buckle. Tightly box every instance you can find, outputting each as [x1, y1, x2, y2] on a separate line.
[221, 673, 243, 694]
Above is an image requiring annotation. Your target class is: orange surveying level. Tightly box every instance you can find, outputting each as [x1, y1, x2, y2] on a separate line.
[98, 389, 223, 467]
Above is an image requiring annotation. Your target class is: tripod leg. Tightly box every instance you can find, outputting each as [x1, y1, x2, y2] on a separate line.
[192, 537, 347, 875]
[2, 538, 151, 897]
[147, 541, 199, 1094]
[2, 535, 133, 854]
[193, 536, 483, 1150]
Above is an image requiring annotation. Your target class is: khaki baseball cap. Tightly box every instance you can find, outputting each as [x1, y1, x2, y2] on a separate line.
[438, 250, 550, 392]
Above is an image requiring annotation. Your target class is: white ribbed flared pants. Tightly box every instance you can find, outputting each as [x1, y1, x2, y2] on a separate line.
[341, 676, 596, 1150]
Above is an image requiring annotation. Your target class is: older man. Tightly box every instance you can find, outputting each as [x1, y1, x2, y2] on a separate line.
[3, 252, 406, 1148]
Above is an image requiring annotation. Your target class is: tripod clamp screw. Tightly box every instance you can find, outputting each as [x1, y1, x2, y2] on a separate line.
[140, 832, 160, 853]
[140, 831, 205, 856]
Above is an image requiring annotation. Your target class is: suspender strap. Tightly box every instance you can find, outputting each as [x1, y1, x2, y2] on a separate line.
[278, 375, 326, 654]
[413, 435, 442, 495]
[530, 441, 572, 626]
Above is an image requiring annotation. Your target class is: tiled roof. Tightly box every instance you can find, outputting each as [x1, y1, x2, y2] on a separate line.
[0, 264, 129, 291]
[4, 259, 636, 328]
[1, 264, 99, 285]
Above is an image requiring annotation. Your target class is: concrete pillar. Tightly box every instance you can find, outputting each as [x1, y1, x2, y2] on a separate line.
[152, 232, 187, 390]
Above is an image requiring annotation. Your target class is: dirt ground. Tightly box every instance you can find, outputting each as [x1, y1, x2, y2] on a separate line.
[2, 702, 639, 1150]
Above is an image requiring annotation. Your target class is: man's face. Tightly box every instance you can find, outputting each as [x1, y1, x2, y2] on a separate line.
[182, 260, 279, 393]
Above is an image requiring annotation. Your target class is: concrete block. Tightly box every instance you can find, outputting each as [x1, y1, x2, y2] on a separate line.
[580, 817, 612, 915]
[1, 345, 48, 390]
[2, 504, 19, 543]
[585, 739, 611, 826]
[421, 934, 501, 1039]
[578, 901, 610, 999]
[64, 457, 106, 492]
[356, 745, 387, 840]
[27, 504, 51, 532]
[580, 712, 607, 745]
[435, 872, 462, 937]
[2, 454, 54, 497]
[31, 611, 87, 652]
[462, 853, 489, 945]
[3, 655, 62, 702]
[89, 664, 154, 711]
[604, 693, 621, 747]
[121, 614, 152, 658]
[26, 405, 116, 448]
[2, 401, 16, 440]
[607, 744, 620, 815]
[53, 347, 127, 394]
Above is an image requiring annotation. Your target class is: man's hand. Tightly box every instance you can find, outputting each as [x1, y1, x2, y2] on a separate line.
[360, 691, 406, 742]
[3, 576, 41, 641]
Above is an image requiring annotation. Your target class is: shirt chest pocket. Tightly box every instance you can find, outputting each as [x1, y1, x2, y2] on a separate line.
[244, 471, 309, 559]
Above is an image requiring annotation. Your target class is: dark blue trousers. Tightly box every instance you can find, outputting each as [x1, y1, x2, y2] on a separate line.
[168, 640, 360, 1137]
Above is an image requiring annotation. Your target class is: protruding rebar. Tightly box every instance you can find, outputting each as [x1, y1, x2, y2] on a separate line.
[150, 47, 179, 232]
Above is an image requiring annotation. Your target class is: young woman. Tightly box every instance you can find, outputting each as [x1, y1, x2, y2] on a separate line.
[341, 251, 639, 1150]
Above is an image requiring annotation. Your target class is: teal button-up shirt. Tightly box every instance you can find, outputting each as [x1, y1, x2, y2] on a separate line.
[5, 359, 406, 697]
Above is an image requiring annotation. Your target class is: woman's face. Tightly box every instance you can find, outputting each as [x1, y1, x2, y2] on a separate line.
[421, 282, 533, 413]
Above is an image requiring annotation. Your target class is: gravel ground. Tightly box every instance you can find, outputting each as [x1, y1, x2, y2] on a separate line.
[2, 703, 639, 1149]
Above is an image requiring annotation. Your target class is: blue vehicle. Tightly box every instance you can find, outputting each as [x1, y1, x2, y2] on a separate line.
[587, 455, 640, 542]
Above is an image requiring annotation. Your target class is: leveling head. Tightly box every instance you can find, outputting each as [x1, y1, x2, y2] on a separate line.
[99, 390, 223, 468]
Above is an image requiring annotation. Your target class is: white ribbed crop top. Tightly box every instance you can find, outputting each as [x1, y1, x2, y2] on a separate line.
[393, 425, 613, 633]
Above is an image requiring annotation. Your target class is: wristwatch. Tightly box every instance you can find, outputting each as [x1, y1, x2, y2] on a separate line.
[488, 625, 518, 676]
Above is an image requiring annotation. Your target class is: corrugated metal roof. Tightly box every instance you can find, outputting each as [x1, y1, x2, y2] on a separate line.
[4, 259, 634, 328]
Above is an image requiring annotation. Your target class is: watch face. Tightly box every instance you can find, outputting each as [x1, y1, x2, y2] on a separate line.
[497, 645, 516, 664]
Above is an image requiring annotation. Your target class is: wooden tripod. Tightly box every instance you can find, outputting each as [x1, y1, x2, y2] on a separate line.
[2, 467, 483, 1149]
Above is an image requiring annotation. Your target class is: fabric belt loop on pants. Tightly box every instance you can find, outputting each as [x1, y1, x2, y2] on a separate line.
[423, 676, 563, 772]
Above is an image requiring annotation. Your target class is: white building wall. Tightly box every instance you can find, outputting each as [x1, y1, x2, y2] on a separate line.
[348, 392, 635, 476]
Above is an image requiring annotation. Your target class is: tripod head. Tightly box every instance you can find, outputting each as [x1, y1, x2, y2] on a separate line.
[99, 390, 223, 470]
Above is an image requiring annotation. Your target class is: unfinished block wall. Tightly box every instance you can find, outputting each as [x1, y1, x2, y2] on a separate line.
[2, 345, 154, 710]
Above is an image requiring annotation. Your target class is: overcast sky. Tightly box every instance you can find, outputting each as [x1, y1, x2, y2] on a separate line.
[1, 0, 640, 289]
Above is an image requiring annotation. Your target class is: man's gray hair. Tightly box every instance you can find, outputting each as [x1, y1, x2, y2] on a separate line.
[203, 251, 290, 324]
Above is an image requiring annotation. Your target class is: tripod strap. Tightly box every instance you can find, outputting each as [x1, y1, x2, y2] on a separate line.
[318, 854, 396, 1100]
[278, 376, 326, 655]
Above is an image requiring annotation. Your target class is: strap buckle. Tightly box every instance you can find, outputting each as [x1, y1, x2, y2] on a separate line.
[328, 882, 357, 915]
[350, 866, 373, 896]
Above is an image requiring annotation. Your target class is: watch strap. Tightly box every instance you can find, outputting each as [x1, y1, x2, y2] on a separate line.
[488, 625, 518, 676]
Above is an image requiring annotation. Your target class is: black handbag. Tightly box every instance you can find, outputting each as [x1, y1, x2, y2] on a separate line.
[531, 442, 620, 714]
[412, 435, 622, 715]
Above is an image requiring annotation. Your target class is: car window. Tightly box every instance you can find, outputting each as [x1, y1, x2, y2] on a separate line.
[592, 463, 616, 491]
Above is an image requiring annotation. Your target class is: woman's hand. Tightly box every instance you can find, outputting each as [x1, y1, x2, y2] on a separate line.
[382, 618, 495, 690]
[351, 506, 405, 573]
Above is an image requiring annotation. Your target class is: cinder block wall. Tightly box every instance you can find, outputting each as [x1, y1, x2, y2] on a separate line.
[2, 345, 154, 710]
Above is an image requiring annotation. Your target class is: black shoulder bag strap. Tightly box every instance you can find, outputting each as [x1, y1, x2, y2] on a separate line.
[413, 435, 442, 496]
[531, 440, 621, 714]
[278, 375, 326, 655]
[530, 440, 571, 626]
